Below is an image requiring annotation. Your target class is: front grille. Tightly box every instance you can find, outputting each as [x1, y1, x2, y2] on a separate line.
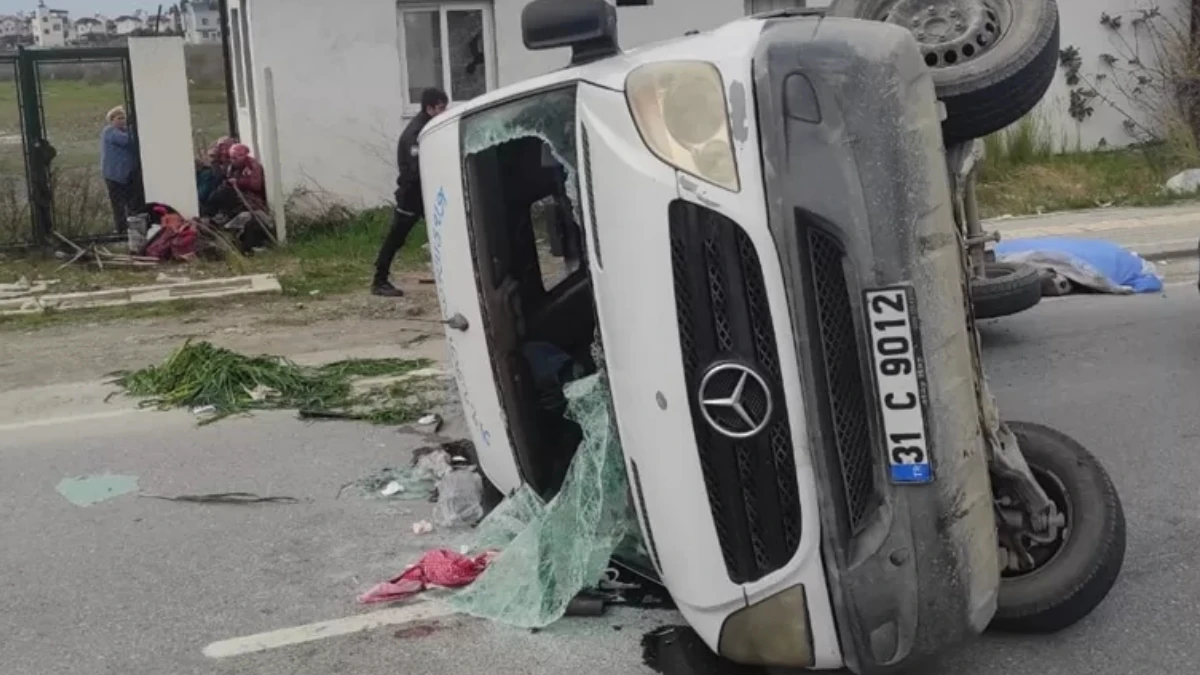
[806, 227, 878, 533]
[669, 200, 802, 584]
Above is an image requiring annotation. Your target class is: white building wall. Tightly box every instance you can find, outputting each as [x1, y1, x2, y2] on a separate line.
[1024, 0, 1189, 151]
[242, 0, 409, 208]
[243, 0, 750, 208]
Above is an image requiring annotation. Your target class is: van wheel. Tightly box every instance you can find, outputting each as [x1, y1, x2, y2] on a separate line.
[971, 262, 1042, 319]
[991, 422, 1126, 633]
[844, 0, 1060, 144]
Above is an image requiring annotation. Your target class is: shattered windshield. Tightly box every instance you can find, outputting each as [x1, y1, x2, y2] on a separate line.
[461, 86, 580, 222]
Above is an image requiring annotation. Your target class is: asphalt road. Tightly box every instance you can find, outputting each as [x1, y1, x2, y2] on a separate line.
[0, 285, 1197, 675]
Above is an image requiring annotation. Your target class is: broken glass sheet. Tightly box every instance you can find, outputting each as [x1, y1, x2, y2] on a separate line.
[447, 370, 636, 628]
[460, 86, 581, 223]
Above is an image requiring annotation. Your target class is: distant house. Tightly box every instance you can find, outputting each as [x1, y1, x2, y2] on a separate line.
[73, 16, 106, 39]
[182, 0, 220, 44]
[0, 13, 33, 38]
[112, 14, 144, 36]
[32, 1, 72, 47]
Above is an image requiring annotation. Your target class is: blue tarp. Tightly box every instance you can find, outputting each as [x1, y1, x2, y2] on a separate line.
[995, 237, 1164, 294]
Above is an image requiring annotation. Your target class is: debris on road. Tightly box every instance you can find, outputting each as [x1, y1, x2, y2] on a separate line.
[432, 467, 485, 529]
[416, 413, 443, 434]
[55, 473, 139, 507]
[114, 340, 438, 425]
[446, 372, 635, 628]
[995, 237, 1165, 295]
[139, 492, 300, 505]
[412, 520, 435, 535]
[358, 377, 657, 627]
[359, 549, 496, 604]
[343, 446, 461, 502]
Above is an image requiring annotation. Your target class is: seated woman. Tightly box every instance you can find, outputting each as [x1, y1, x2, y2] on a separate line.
[196, 136, 237, 205]
[200, 143, 266, 219]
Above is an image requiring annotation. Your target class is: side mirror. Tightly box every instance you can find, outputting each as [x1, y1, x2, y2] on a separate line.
[521, 0, 620, 66]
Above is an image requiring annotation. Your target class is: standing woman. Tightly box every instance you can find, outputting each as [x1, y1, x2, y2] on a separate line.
[100, 106, 144, 233]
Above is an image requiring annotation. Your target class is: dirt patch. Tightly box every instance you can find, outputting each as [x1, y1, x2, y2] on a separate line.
[0, 285, 445, 392]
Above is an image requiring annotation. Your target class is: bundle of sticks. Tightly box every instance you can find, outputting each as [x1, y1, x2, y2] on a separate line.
[53, 232, 161, 270]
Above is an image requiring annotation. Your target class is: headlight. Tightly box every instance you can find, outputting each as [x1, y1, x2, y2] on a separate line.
[625, 61, 740, 192]
[718, 585, 815, 667]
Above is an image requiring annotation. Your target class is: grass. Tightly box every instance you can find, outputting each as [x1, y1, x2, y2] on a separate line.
[0, 208, 430, 331]
[976, 116, 1199, 218]
[0, 79, 229, 244]
[115, 339, 440, 426]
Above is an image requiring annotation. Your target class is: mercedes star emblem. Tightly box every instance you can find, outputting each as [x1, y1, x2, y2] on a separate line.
[698, 363, 773, 439]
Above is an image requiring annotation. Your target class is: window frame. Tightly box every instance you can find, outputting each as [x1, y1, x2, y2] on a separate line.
[397, 1, 497, 116]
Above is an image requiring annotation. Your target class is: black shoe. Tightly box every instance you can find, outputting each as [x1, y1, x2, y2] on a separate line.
[371, 280, 405, 297]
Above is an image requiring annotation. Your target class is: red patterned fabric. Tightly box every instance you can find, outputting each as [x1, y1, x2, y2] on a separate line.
[359, 550, 494, 604]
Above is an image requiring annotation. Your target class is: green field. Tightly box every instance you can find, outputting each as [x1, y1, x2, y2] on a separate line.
[0, 79, 229, 245]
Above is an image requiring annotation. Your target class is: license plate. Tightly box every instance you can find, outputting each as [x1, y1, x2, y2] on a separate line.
[863, 286, 934, 484]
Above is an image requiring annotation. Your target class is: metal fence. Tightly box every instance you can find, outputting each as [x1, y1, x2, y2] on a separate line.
[0, 46, 135, 250]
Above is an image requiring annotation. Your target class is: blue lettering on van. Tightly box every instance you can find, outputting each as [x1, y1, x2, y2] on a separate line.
[428, 186, 491, 448]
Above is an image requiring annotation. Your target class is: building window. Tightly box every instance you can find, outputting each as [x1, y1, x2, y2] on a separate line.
[202, 17, 209, 25]
[615, 0, 652, 5]
[398, 3, 494, 112]
[42, 28, 49, 35]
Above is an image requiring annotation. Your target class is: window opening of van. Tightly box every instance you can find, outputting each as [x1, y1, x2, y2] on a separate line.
[451, 86, 658, 614]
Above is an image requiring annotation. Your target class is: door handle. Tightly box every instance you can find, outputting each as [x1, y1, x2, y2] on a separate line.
[442, 313, 469, 332]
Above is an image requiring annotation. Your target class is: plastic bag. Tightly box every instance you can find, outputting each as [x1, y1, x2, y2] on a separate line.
[433, 468, 485, 528]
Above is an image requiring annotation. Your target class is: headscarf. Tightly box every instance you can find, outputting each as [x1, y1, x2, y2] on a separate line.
[207, 136, 237, 164]
[229, 143, 252, 165]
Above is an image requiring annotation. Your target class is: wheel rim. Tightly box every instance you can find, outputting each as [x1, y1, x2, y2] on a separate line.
[874, 0, 1013, 69]
[999, 466, 1072, 578]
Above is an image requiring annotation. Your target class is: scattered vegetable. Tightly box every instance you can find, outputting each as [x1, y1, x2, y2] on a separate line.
[114, 340, 439, 425]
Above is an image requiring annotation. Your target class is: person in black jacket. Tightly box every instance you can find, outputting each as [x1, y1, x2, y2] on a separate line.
[373, 87, 449, 297]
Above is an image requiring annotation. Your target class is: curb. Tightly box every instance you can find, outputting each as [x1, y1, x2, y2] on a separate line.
[1144, 246, 1198, 262]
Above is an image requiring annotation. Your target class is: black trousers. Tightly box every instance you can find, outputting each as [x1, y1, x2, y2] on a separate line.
[106, 173, 145, 233]
[373, 185, 424, 285]
[201, 183, 243, 218]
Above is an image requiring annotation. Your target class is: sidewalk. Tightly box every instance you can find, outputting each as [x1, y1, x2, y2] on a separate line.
[986, 203, 1200, 260]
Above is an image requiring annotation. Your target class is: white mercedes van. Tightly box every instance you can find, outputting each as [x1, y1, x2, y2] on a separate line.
[417, 1, 1124, 672]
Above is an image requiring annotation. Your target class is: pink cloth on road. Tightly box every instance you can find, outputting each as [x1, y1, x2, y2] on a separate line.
[359, 549, 495, 604]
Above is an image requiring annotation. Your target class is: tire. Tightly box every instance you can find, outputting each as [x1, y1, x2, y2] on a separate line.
[971, 261, 1042, 319]
[840, 0, 1061, 144]
[991, 422, 1126, 633]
